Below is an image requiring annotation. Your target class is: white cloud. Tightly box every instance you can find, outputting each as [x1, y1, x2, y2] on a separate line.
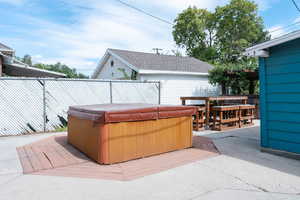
[151, 0, 274, 12]
[5, 0, 275, 76]
[18, 2, 175, 75]
[268, 25, 286, 39]
[151, 0, 228, 11]
[267, 15, 300, 39]
[294, 17, 300, 23]
[254, 0, 280, 11]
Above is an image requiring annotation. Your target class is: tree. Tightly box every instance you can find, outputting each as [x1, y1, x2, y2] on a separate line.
[22, 55, 32, 66]
[171, 49, 183, 57]
[208, 61, 258, 95]
[172, 0, 270, 64]
[172, 7, 217, 62]
[173, 0, 269, 94]
[214, 0, 269, 63]
[34, 62, 89, 79]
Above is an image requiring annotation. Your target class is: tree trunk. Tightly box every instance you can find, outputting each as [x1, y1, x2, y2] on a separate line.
[221, 83, 226, 95]
[249, 80, 255, 95]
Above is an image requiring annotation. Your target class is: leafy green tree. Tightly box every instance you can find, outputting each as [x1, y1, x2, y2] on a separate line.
[172, 0, 269, 64]
[34, 62, 88, 79]
[173, 0, 269, 94]
[214, 0, 269, 63]
[172, 7, 217, 62]
[208, 61, 258, 95]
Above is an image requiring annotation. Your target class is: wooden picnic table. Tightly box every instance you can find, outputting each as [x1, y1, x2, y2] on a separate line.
[180, 96, 248, 128]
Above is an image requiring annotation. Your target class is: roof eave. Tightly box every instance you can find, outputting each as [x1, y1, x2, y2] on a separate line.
[91, 49, 140, 79]
[245, 30, 300, 57]
[5, 63, 67, 77]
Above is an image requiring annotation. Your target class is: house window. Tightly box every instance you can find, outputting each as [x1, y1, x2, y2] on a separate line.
[110, 60, 114, 67]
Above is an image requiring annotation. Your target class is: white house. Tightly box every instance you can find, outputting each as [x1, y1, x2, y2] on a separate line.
[92, 49, 219, 104]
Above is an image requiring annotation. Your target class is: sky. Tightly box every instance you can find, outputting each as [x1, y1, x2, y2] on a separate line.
[1, 0, 300, 76]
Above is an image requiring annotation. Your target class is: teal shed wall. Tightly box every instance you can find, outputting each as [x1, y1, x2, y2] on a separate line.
[259, 38, 300, 154]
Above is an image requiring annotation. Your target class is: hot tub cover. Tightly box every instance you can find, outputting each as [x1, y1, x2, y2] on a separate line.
[68, 103, 196, 123]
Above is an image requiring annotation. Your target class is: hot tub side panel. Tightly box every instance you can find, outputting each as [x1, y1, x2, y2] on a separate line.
[104, 116, 192, 164]
[68, 116, 101, 162]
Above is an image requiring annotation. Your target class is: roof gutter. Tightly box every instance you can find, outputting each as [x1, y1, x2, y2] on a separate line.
[139, 70, 209, 76]
[0, 48, 14, 52]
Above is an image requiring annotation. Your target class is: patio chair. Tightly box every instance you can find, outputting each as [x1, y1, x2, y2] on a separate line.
[192, 106, 205, 131]
[239, 104, 255, 128]
[211, 105, 240, 131]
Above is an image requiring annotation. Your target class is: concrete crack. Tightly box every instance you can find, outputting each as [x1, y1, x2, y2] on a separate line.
[0, 174, 22, 189]
[196, 162, 289, 195]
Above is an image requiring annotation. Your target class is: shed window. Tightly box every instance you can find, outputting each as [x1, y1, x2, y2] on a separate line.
[110, 60, 114, 67]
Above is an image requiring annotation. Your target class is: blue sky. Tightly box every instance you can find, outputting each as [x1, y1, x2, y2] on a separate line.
[1, 0, 300, 76]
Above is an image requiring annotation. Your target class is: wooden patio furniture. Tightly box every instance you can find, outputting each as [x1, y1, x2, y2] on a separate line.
[211, 105, 240, 131]
[239, 104, 255, 128]
[181, 96, 248, 129]
[192, 106, 205, 131]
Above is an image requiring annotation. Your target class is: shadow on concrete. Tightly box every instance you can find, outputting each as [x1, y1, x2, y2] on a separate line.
[201, 126, 300, 178]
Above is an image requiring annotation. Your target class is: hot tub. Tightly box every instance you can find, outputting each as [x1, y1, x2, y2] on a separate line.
[67, 104, 196, 164]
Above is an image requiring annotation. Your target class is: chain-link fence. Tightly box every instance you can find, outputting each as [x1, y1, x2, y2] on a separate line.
[0, 78, 160, 136]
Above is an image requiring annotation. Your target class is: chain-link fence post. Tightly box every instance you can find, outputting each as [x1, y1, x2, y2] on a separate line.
[42, 79, 47, 132]
[158, 81, 161, 105]
[109, 81, 113, 104]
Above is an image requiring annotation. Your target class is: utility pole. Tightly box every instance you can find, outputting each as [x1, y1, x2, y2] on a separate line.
[152, 48, 163, 55]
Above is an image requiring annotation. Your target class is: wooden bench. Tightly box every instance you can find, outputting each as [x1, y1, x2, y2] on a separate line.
[239, 104, 255, 128]
[192, 106, 205, 131]
[212, 105, 240, 131]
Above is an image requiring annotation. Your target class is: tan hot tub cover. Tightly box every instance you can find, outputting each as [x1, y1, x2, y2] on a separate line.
[68, 104, 197, 164]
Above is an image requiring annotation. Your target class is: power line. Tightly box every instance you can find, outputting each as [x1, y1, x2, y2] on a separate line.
[114, 0, 174, 25]
[291, 0, 300, 12]
[268, 21, 300, 33]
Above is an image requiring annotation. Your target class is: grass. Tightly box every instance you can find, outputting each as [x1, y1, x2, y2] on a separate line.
[54, 126, 67, 132]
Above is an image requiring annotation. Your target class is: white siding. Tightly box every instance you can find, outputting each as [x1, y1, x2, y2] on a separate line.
[140, 74, 220, 105]
[96, 55, 134, 80]
[95, 55, 219, 105]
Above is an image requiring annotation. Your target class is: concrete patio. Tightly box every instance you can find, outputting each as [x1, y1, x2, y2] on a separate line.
[1, 123, 300, 200]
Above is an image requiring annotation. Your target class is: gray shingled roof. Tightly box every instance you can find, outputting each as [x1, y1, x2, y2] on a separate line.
[0, 42, 13, 51]
[109, 49, 213, 73]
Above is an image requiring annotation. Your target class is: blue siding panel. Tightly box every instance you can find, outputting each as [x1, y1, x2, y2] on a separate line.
[267, 93, 300, 103]
[266, 54, 300, 66]
[269, 131, 300, 144]
[266, 73, 300, 84]
[266, 63, 300, 75]
[267, 112, 300, 123]
[262, 38, 300, 154]
[259, 57, 269, 147]
[268, 121, 300, 132]
[267, 84, 300, 93]
[267, 103, 300, 112]
[269, 140, 300, 154]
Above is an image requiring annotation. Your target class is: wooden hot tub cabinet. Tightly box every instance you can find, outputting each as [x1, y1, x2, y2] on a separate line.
[67, 104, 196, 164]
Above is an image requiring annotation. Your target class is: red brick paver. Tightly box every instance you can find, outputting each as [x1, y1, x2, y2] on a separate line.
[17, 135, 219, 181]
